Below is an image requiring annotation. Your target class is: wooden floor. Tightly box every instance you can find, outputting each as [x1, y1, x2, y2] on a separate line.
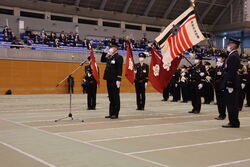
[0, 93, 250, 167]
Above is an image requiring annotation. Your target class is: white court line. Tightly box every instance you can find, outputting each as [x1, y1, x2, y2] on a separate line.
[55, 116, 250, 135]
[18, 113, 175, 124]
[19, 112, 174, 124]
[0, 141, 57, 167]
[86, 124, 250, 143]
[35, 114, 217, 129]
[0, 118, 169, 167]
[87, 127, 219, 142]
[3, 117, 250, 167]
[0, 100, 186, 113]
[127, 137, 250, 155]
[0, 108, 63, 113]
[58, 134, 169, 167]
[208, 158, 250, 167]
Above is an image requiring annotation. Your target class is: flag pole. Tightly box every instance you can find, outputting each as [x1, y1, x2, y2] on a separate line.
[189, 0, 213, 48]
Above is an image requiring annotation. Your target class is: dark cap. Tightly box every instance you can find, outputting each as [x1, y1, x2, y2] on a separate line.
[138, 52, 146, 58]
[228, 37, 241, 46]
[204, 61, 211, 66]
[217, 52, 227, 59]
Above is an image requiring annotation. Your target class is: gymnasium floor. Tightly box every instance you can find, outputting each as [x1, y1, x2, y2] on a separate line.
[0, 93, 250, 167]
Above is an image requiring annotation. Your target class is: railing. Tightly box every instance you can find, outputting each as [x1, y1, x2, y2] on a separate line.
[0, 42, 216, 61]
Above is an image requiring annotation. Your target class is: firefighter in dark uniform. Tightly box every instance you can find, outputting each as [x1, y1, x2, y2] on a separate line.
[214, 53, 227, 120]
[84, 57, 98, 110]
[188, 55, 207, 114]
[204, 61, 215, 104]
[134, 53, 149, 110]
[180, 65, 190, 103]
[238, 63, 247, 111]
[246, 57, 250, 107]
[104, 44, 123, 119]
[221, 38, 241, 128]
[171, 69, 181, 102]
[67, 75, 74, 94]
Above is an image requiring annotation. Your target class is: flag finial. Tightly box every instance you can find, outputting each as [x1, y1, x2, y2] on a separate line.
[190, 0, 195, 7]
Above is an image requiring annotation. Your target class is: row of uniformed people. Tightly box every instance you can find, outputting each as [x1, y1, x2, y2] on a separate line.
[82, 40, 250, 127]
[83, 44, 149, 119]
[163, 38, 249, 128]
[163, 54, 250, 113]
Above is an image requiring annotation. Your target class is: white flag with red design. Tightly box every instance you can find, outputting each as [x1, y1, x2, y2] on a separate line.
[155, 7, 205, 71]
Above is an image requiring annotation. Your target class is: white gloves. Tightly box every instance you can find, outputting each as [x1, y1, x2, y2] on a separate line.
[217, 72, 222, 75]
[227, 87, 234, 94]
[241, 83, 246, 89]
[200, 72, 205, 77]
[175, 84, 178, 88]
[145, 82, 148, 88]
[87, 73, 91, 77]
[198, 84, 203, 90]
[116, 81, 121, 88]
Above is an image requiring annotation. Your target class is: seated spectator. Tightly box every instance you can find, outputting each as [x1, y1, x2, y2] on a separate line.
[25, 27, 32, 36]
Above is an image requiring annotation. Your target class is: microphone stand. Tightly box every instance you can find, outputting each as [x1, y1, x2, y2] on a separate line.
[55, 59, 87, 122]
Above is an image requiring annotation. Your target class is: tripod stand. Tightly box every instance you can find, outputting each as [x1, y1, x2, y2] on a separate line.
[55, 60, 87, 122]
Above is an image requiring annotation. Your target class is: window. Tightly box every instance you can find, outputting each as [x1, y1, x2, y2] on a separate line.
[51, 15, 72, 22]
[103, 21, 121, 28]
[146, 26, 161, 32]
[125, 24, 141, 30]
[20, 11, 45, 19]
[0, 8, 14, 15]
[78, 18, 98, 25]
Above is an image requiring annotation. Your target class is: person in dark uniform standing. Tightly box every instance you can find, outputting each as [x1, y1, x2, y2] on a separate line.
[188, 55, 207, 114]
[171, 69, 181, 102]
[180, 65, 190, 103]
[84, 57, 98, 110]
[214, 53, 227, 120]
[67, 75, 74, 94]
[246, 57, 250, 107]
[134, 53, 149, 110]
[238, 63, 247, 111]
[104, 44, 123, 119]
[221, 38, 241, 128]
[204, 61, 215, 104]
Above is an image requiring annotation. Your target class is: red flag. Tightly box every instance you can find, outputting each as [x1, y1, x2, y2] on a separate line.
[90, 46, 100, 87]
[125, 41, 135, 84]
[149, 47, 182, 93]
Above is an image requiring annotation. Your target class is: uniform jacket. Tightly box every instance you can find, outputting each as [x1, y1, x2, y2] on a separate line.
[134, 63, 149, 83]
[220, 50, 240, 89]
[103, 53, 123, 82]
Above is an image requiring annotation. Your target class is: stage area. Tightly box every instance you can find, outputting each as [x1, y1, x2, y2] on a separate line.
[0, 93, 250, 167]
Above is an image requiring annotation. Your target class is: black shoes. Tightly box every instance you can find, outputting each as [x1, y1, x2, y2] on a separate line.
[110, 115, 118, 119]
[188, 110, 200, 114]
[214, 116, 226, 120]
[136, 108, 144, 111]
[193, 111, 200, 114]
[222, 123, 240, 128]
[105, 115, 118, 119]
